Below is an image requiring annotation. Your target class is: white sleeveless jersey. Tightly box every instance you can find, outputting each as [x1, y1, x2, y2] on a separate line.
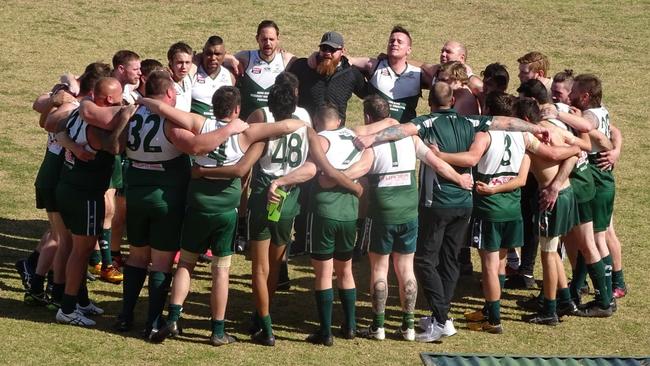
[369, 137, 417, 186]
[587, 106, 611, 154]
[191, 65, 234, 106]
[555, 102, 571, 113]
[476, 131, 526, 185]
[126, 106, 183, 165]
[174, 75, 192, 112]
[318, 128, 362, 170]
[369, 59, 421, 121]
[258, 106, 310, 177]
[48, 100, 80, 155]
[63, 109, 98, 165]
[193, 119, 245, 178]
[244, 50, 285, 93]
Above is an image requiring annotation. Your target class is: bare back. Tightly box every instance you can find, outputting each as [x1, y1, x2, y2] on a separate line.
[528, 120, 573, 189]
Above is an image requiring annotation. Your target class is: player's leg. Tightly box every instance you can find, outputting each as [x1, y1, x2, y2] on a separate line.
[607, 219, 627, 298]
[110, 193, 127, 269]
[393, 252, 417, 340]
[358, 252, 389, 340]
[307, 257, 334, 346]
[114, 245, 150, 331]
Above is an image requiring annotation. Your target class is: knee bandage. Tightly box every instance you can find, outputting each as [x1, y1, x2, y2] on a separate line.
[212, 255, 232, 269]
[539, 236, 560, 253]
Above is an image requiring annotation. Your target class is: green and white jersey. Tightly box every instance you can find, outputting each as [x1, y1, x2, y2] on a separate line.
[238, 50, 286, 119]
[368, 59, 421, 122]
[548, 111, 595, 203]
[187, 118, 245, 213]
[191, 65, 234, 117]
[474, 131, 526, 221]
[125, 106, 189, 188]
[59, 108, 114, 192]
[412, 109, 491, 208]
[257, 106, 311, 177]
[586, 106, 615, 190]
[193, 119, 245, 173]
[122, 84, 138, 105]
[367, 136, 418, 224]
[174, 75, 193, 112]
[312, 127, 362, 221]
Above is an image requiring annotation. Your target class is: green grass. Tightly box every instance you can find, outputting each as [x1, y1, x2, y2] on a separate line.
[1, 0, 649, 364]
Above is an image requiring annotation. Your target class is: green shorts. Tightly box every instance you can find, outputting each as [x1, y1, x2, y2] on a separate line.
[247, 195, 297, 246]
[369, 218, 418, 255]
[470, 217, 523, 252]
[127, 199, 184, 252]
[180, 208, 237, 257]
[307, 213, 356, 260]
[537, 186, 579, 238]
[56, 183, 105, 236]
[590, 189, 614, 232]
[109, 155, 124, 190]
[576, 200, 593, 224]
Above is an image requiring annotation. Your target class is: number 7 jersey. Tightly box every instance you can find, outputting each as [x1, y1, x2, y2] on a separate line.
[258, 106, 311, 177]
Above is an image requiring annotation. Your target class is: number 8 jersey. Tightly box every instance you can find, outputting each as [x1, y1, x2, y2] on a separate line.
[258, 106, 311, 177]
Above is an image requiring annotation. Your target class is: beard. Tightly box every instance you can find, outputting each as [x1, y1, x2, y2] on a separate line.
[316, 56, 339, 76]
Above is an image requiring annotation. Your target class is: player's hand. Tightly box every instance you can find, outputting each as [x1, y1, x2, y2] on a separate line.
[307, 51, 319, 69]
[538, 184, 559, 211]
[267, 181, 282, 204]
[223, 54, 241, 77]
[353, 134, 376, 150]
[540, 104, 558, 120]
[227, 118, 249, 135]
[568, 106, 582, 116]
[429, 142, 440, 156]
[597, 149, 619, 170]
[459, 174, 474, 191]
[51, 90, 77, 107]
[535, 127, 551, 144]
[190, 163, 203, 179]
[71, 143, 96, 162]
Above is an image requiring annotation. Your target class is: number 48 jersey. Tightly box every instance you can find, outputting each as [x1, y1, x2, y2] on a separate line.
[258, 106, 311, 177]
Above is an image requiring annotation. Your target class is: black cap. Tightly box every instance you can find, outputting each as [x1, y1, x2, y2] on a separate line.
[319, 31, 344, 49]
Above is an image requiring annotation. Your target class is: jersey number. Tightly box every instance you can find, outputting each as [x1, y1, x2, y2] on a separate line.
[271, 134, 303, 168]
[127, 114, 162, 153]
[338, 134, 362, 165]
[500, 135, 512, 167]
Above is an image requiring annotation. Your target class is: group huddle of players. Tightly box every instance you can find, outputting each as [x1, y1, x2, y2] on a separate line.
[16, 20, 627, 348]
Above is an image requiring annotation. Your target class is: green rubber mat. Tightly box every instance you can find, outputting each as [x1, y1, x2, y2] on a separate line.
[421, 353, 650, 366]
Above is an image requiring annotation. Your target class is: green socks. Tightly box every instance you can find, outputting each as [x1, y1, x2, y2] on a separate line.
[147, 271, 172, 328]
[401, 312, 414, 330]
[338, 288, 356, 332]
[99, 228, 112, 270]
[89, 250, 101, 266]
[498, 274, 506, 290]
[260, 314, 273, 337]
[602, 254, 613, 302]
[570, 252, 588, 302]
[372, 312, 385, 329]
[167, 303, 183, 322]
[587, 260, 609, 309]
[486, 300, 501, 325]
[612, 270, 626, 290]
[211, 319, 225, 337]
[542, 298, 557, 317]
[315, 288, 334, 336]
[120, 265, 147, 321]
[557, 287, 572, 306]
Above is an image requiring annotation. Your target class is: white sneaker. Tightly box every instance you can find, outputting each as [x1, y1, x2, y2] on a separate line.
[358, 325, 385, 340]
[396, 326, 415, 341]
[418, 316, 432, 331]
[56, 309, 96, 326]
[415, 320, 443, 342]
[441, 319, 457, 337]
[77, 302, 104, 316]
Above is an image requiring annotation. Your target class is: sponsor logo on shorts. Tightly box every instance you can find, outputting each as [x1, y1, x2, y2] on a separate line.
[377, 172, 411, 187]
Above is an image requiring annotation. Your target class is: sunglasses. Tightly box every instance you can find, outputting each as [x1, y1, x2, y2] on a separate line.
[319, 45, 342, 53]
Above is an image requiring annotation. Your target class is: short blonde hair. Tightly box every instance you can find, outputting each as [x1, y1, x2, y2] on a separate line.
[438, 61, 469, 85]
[517, 51, 550, 77]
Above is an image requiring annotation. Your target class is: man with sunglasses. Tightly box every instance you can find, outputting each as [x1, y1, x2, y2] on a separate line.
[288, 31, 367, 124]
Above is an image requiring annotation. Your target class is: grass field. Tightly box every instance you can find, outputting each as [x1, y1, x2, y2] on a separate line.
[1, 0, 649, 364]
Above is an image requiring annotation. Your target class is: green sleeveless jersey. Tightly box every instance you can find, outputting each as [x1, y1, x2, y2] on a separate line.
[58, 108, 114, 192]
[237, 50, 286, 119]
[311, 127, 361, 221]
[366, 136, 418, 224]
[473, 131, 526, 221]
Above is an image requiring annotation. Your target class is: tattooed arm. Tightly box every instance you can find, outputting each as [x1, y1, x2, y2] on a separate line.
[490, 116, 550, 143]
[353, 122, 419, 149]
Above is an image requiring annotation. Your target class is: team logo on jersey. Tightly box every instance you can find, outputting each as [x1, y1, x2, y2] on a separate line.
[381, 68, 390, 76]
[196, 75, 206, 84]
[252, 67, 262, 74]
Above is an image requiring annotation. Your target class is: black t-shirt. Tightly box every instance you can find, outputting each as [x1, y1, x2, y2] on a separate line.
[288, 57, 367, 124]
